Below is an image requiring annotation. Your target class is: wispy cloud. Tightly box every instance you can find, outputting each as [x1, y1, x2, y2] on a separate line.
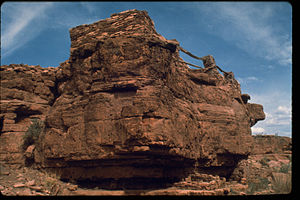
[195, 2, 292, 66]
[46, 2, 101, 30]
[250, 91, 291, 137]
[1, 2, 53, 57]
[80, 2, 98, 14]
[276, 105, 291, 115]
[237, 76, 260, 84]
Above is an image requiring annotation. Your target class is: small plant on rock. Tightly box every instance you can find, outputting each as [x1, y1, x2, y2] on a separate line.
[23, 118, 44, 150]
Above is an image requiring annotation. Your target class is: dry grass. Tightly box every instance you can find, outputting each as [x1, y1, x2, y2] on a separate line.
[271, 172, 291, 194]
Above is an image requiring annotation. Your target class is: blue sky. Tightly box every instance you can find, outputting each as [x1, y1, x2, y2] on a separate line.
[1, 2, 292, 137]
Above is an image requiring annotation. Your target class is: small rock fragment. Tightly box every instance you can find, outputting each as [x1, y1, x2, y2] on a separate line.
[29, 186, 42, 191]
[67, 184, 78, 191]
[241, 178, 247, 185]
[24, 145, 36, 159]
[14, 183, 26, 188]
[1, 171, 10, 175]
[17, 173, 23, 178]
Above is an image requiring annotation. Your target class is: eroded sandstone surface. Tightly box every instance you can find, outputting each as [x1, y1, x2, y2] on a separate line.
[0, 64, 57, 165]
[0, 9, 291, 193]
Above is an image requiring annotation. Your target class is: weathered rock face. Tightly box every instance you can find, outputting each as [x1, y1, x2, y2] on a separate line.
[251, 135, 291, 155]
[36, 9, 265, 180]
[1, 9, 268, 188]
[0, 64, 57, 165]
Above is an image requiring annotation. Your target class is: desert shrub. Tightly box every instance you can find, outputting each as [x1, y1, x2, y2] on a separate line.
[23, 118, 44, 150]
[247, 177, 269, 194]
[279, 162, 291, 174]
[259, 157, 270, 167]
[271, 172, 291, 194]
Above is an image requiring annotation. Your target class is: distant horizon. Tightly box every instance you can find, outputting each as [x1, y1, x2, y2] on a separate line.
[1, 2, 292, 137]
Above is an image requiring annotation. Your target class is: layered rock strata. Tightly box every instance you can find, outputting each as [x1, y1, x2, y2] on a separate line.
[0, 9, 272, 189]
[0, 64, 57, 165]
[251, 135, 291, 155]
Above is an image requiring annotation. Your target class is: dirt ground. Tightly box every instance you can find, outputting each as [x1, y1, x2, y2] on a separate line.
[0, 163, 79, 196]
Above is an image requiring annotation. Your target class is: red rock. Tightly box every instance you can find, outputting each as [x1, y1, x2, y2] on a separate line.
[13, 183, 26, 188]
[251, 135, 291, 154]
[247, 103, 266, 126]
[29, 186, 42, 191]
[0, 132, 25, 165]
[32, 9, 265, 184]
[67, 184, 78, 191]
[0, 64, 57, 165]
[24, 145, 36, 159]
[26, 180, 36, 186]
[1, 9, 268, 190]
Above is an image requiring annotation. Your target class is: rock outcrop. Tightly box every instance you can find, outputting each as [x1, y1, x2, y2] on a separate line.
[251, 135, 291, 155]
[0, 9, 276, 190]
[0, 64, 57, 165]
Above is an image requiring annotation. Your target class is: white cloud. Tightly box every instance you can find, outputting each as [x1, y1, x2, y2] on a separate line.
[265, 112, 291, 126]
[1, 2, 53, 57]
[249, 92, 291, 137]
[247, 77, 258, 81]
[251, 127, 265, 134]
[195, 2, 292, 66]
[237, 76, 259, 84]
[277, 105, 291, 115]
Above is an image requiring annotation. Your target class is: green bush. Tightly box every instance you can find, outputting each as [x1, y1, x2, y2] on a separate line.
[259, 157, 270, 167]
[279, 163, 291, 174]
[23, 119, 44, 150]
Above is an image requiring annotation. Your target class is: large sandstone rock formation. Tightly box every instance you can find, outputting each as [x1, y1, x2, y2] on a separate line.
[0, 9, 273, 189]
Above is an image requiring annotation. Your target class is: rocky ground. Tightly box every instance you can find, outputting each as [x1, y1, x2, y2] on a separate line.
[0, 163, 78, 196]
[0, 151, 292, 196]
[232, 153, 292, 195]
